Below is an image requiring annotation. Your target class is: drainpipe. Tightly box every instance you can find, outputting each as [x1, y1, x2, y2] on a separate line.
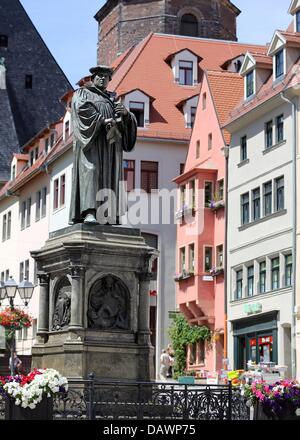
[280, 92, 297, 379]
[223, 145, 230, 370]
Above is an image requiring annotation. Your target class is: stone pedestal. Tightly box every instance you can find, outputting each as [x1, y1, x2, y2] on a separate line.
[31, 224, 157, 381]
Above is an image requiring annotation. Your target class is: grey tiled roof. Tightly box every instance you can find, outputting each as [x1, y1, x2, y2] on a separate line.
[0, 0, 73, 182]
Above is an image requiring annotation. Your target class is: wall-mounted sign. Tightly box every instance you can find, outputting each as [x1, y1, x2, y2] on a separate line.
[207, 372, 219, 385]
[203, 276, 214, 282]
[243, 303, 262, 316]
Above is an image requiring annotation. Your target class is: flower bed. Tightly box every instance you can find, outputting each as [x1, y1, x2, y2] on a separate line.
[242, 380, 300, 420]
[0, 368, 68, 410]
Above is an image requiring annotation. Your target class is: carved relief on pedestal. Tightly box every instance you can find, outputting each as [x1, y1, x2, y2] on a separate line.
[87, 275, 129, 330]
[52, 276, 71, 331]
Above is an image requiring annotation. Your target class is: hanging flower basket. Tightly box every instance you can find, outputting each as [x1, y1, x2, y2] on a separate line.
[0, 307, 32, 331]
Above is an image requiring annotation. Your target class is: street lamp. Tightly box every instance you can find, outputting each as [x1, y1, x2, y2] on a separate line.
[18, 277, 35, 307]
[2, 276, 35, 376]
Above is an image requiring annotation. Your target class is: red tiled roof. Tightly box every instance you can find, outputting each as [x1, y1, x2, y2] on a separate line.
[225, 56, 300, 127]
[251, 52, 273, 67]
[111, 46, 135, 70]
[108, 33, 266, 141]
[280, 30, 300, 45]
[206, 70, 244, 144]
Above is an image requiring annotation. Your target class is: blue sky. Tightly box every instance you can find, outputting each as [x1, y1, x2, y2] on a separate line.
[20, 0, 292, 86]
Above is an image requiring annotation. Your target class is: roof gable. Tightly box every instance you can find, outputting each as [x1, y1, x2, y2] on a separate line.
[239, 52, 256, 76]
[268, 31, 286, 56]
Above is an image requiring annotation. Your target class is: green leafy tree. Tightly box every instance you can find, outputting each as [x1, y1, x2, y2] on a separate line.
[168, 313, 211, 379]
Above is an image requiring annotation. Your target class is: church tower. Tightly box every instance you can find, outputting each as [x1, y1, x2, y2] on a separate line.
[95, 0, 241, 66]
[0, 0, 71, 183]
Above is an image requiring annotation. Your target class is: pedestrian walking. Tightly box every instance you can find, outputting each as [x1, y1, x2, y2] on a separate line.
[160, 349, 170, 380]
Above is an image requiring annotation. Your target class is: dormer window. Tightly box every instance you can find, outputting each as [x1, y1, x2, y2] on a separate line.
[190, 107, 197, 129]
[64, 120, 70, 139]
[0, 35, 8, 48]
[29, 150, 34, 167]
[297, 10, 300, 32]
[246, 70, 254, 98]
[179, 60, 193, 86]
[181, 95, 199, 128]
[123, 89, 152, 128]
[129, 101, 145, 127]
[275, 49, 284, 79]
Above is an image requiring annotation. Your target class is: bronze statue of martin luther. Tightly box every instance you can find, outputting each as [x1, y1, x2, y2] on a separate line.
[69, 65, 137, 225]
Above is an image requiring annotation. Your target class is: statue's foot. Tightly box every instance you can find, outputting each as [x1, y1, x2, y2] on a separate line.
[84, 213, 98, 224]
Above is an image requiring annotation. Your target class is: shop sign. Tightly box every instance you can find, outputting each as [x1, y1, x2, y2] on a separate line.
[243, 303, 262, 316]
[202, 276, 213, 282]
[206, 372, 219, 385]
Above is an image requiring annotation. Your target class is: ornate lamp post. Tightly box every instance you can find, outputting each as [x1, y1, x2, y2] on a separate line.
[2, 276, 35, 376]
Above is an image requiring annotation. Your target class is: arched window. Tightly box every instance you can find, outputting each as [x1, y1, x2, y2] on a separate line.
[180, 14, 198, 37]
[0, 35, 8, 48]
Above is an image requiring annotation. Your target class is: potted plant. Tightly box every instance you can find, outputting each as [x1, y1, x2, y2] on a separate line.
[242, 380, 300, 420]
[0, 368, 68, 420]
[178, 370, 196, 385]
[209, 192, 225, 211]
[209, 266, 224, 277]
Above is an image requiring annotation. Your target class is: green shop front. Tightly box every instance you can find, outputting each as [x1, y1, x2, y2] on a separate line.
[232, 311, 278, 370]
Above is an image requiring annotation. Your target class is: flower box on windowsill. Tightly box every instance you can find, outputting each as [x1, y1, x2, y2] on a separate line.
[174, 270, 194, 282]
[209, 200, 225, 211]
[209, 267, 224, 277]
[175, 206, 196, 221]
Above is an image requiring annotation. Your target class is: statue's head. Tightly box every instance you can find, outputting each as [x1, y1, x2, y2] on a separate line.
[89, 65, 113, 91]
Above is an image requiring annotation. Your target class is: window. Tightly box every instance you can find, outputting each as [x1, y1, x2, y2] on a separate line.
[180, 185, 186, 207]
[208, 133, 212, 150]
[236, 270, 243, 300]
[259, 261, 266, 294]
[190, 180, 196, 209]
[21, 201, 26, 230]
[36, 190, 41, 222]
[53, 178, 59, 210]
[217, 179, 224, 201]
[141, 161, 158, 193]
[204, 182, 213, 208]
[216, 245, 223, 268]
[11, 165, 16, 181]
[60, 174, 66, 207]
[252, 188, 260, 221]
[26, 197, 31, 227]
[123, 160, 135, 192]
[204, 247, 212, 272]
[276, 114, 284, 143]
[241, 136, 247, 162]
[41, 187, 47, 218]
[29, 150, 34, 167]
[189, 343, 196, 365]
[2, 214, 7, 241]
[0, 272, 4, 283]
[180, 13, 198, 37]
[180, 247, 186, 272]
[263, 181, 272, 216]
[241, 193, 250, 225]
[189, 243, 195, 273]
[246, 70, 254, 98]
[285, 254, 292, 287]
[45, 138, 49, 154]
[19, 262, 24, 283]
[275, 176, 284, 212]
[247, 266, 254, 297]
[180, 163, 185, 175]
[50, 132, 56, 148]
[0, 35, 8, 48]
[275, 50, 284, 78]
[196, 140, 200, 159]
[129, 102, 145, 127]
[265, 121, 273, 149]
[7, 211, 11, 240]
[5, 270, 9, 281]
[179, 60, 193, 86]
[297, 11, 300, 32]
[190, 107, 197, 129]
[64, 120, 70, 138]
[202, 93, 207, 110]
[25, 74, 33, 89]
[271, 257, 280, 290]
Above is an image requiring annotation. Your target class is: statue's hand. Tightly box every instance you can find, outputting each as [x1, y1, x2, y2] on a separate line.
[115, 103, 128, 117]
[105, 118, 115, 132]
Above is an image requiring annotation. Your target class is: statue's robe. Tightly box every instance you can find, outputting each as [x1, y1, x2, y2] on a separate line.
[69, 86, 137, 224]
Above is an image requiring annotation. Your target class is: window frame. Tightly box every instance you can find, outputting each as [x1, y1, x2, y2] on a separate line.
[247, 265, 254, 297]
[259, 261, 266, 294]
[246, 70, 254, 98]
[123, 159, 135, 192]
[276, 114, 284, 144]
[275, 176, 284, 212]
[265, 120, 273, 149]
[241, 192, 250, 225]
[179, 60, 193, 86]
[129, 101, 145, 128]
[271, 257, 280, 290]
[285, 254, 292, 287]
[204, 246, 213, 273]
[275, 49, 284, 79]
[252, 187, 261, 222]
[140, 161, 158, 194]
[240, 136, 247, 162]
[263, 181, 272, 217]
[204, 181, 213, 208]
[236, 269, 243, 300]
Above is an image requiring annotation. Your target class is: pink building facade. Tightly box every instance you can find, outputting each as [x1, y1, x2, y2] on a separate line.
[174, 71, 244, 375]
